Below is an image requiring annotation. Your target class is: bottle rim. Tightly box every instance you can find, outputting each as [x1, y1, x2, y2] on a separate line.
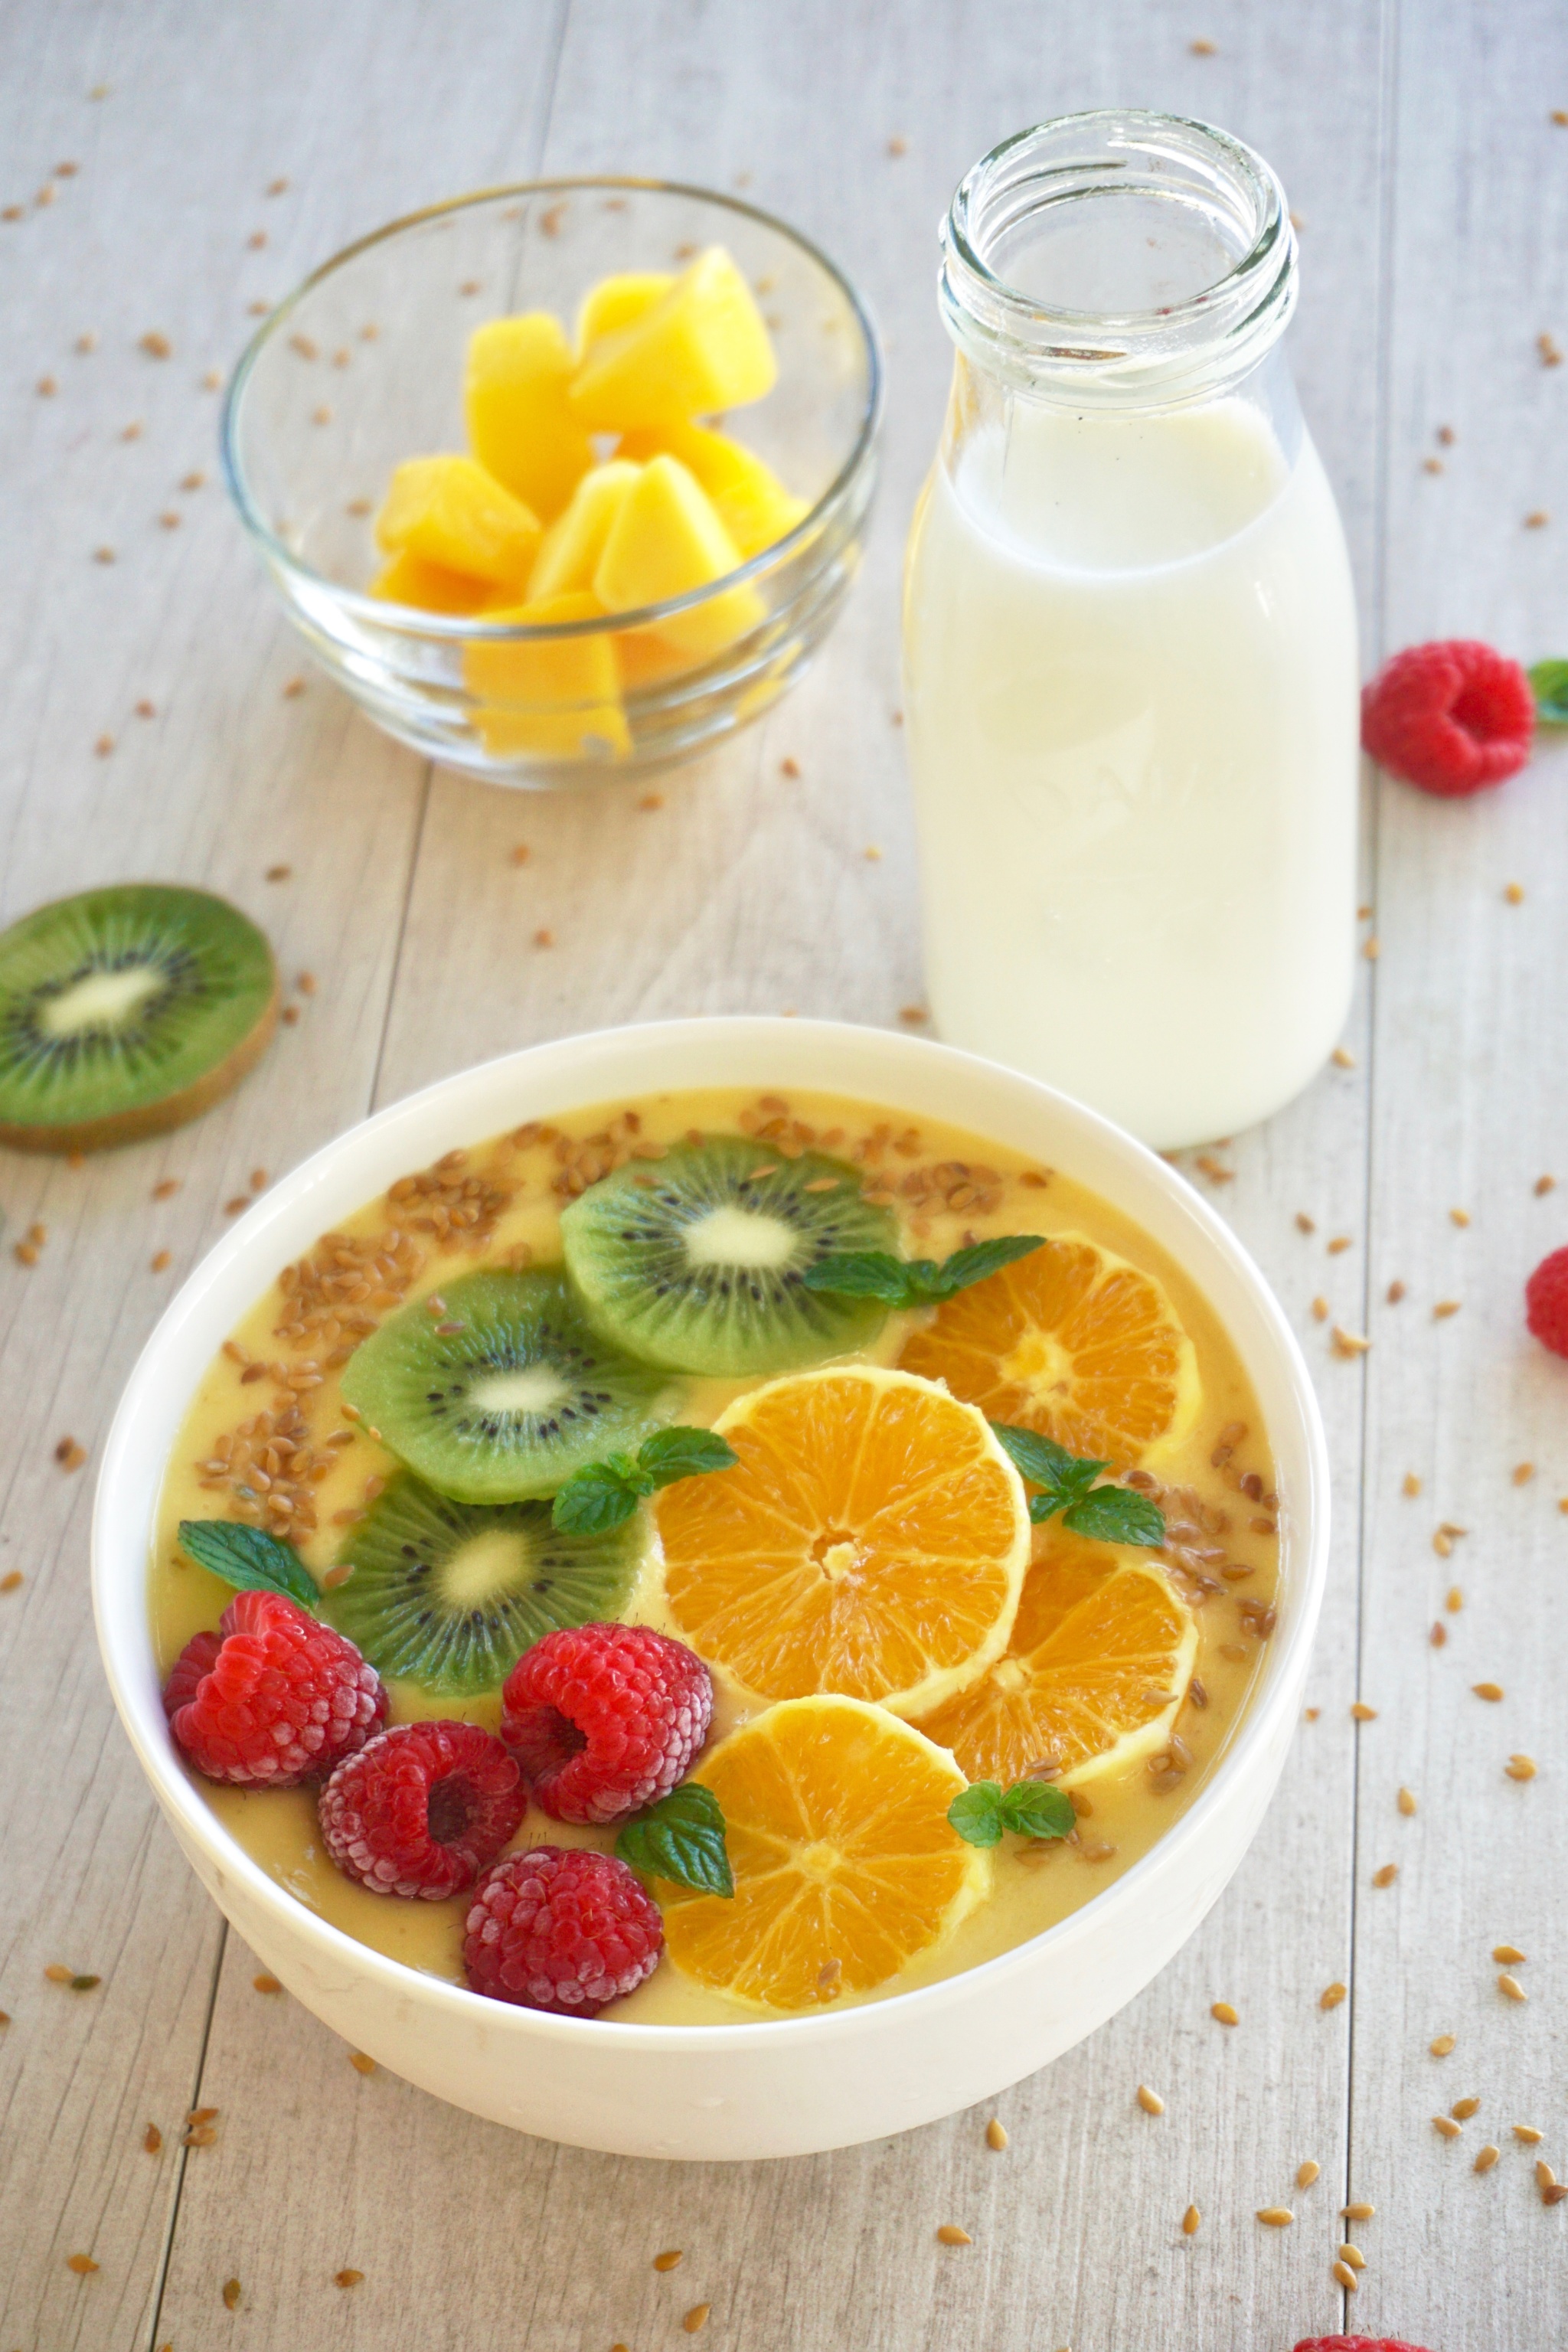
[939, 110, 1298, 407]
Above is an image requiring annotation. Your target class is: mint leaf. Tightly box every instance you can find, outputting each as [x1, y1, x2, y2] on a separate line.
[176, 1519, 320, 1611]
[1530, 658, 1568, 724]
[923, 1233, 1045, 1298]
[801, 1250, 915, 1305]
[637, 1426, 739, 1487]
[991, 1423, 1085, 1491]
[550, 1454, 648, 1536]
[947, 1782, 1007, 1847]
[996, 1779, 1076, 1840]
[616, 1782, 733, 1897]
[1061, 1487, 1167, 1547]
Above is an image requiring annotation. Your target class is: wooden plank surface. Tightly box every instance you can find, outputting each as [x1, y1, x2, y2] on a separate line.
[3, 0, 1565, 2347]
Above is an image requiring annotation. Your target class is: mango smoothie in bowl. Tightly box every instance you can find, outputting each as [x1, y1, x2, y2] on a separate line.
[221, 181, 881, 786]
[93, 1021, 1328, 2158]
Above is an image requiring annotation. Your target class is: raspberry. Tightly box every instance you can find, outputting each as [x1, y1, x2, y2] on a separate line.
[1292, 2339, 1435, 2351]
[501, 1622, 712, 1825]
[1526, 1246, 1568, 1357]
[163, 1589, 387, 1786]
[463, 1845, 663, 2014]
[1361, 639, 1535, 796]
[319, 1720, 524, 1900]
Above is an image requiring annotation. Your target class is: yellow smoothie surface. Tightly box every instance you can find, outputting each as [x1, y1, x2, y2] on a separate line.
[150, 1086, 1279, 2024]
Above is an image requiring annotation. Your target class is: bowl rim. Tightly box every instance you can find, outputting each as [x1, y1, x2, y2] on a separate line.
[220, 176, 884, 642]
[92, 1016, 1329, 2053]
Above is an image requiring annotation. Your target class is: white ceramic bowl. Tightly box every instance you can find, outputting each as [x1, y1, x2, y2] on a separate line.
[93, 1018, 1328, 2161]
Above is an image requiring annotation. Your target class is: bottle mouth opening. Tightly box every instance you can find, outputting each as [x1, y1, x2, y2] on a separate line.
[940, 111, 1297, 404]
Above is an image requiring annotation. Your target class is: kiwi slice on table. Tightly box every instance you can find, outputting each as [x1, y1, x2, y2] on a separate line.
[323, 1468, 645, 1694]
[340, 1265, 676, 1504]
[0, 884, 278, 1153]
[560, 1133, 899, 1376]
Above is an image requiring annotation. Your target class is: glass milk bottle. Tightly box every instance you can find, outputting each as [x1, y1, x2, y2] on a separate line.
[903, 113, 1359, 1149]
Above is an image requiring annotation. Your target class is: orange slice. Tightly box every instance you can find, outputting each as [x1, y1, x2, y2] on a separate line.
[656, 1366, 1029, 1714]
[913, 1526, 1197, 1789]
[659, 1696, 989, 2011]
[897, 1230, 1199, 1468]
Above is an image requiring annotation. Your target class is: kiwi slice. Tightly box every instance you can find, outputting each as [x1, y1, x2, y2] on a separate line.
[340, 1265, 676, 1504]
[322, 1468, 645, 1694]
[560, 1133, 899, 1376]
[0, 884, 278, 1152]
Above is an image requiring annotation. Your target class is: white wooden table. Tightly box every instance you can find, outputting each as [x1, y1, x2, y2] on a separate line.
[2, 5, 1564, 2347]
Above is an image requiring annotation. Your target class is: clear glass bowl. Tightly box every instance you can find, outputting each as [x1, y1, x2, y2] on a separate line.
[222, 180, 882, 788]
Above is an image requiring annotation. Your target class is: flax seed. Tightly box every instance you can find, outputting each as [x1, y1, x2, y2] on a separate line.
[1398, 1787, 1417, 1815]
[1537, 2161, 1557, 2191]
[1351, 1702, 1377, 1721]
[1434, 1299, 1461, 1318]
[653, 2250, 683, 2272]
[1475, 2144, 1500, 2172]
[1320, 1981, 1347, 2010]
[1447, 1586, 1463, 1610]
[1331, 1045, 1356, 1067]
[1332, 2259, 1358, 2291]
[1494, 1945, 1526, 1964]
[1544, 2184, 1568, 2206]
[0, 1571, 22, 1592]
[335, 2269, 364, 2288]
[253, 1974, 281, 1993]
[54, 1437, 87, 1472]
[1451, 2096, 1480, 2119]
[1387, 1279, 1406, 1303]
[1341, 2202, 1376, 2220]
[1256, 2207, 1292, 2226]
[1433, 2116, 1462, 2138]
[534, 927, 554, 948]
[1297, 2161, 1320, 2187]
[1328, 1235, 1352, 1255]
[936, 2225, 972, 2245]
[1498, 1974, 1527, 2002]
[143, 2123, 162, 2152]
[985, 2118, 1008, 2151]
[1210, 2001, 1239, 2025]
[1331, 1325, 1370, 1356]
[1430, 2033, 1456, 2056]
[1403, 1472, 1421, 1496]
[683, 2305, 711, 2331]
[283, 677, 305, 699]
[348, 2050, 375, 2074]
[1136, 2085, 1165, 2114]
[780, 756, 799, 776]
[1373, 1863, 1398, 1887]
[67, 2253, 99, 2274]
[140, 331, 171, 358]
[1339, 2244, 1366, 2269]
[1472, 1683, 1504, 1702]
[223, 2278, 241, 2309]
[1312, 1295, 1329, 1321]
[1514, 2125, 1544, 2144]
[151, 1250, 172, 1272]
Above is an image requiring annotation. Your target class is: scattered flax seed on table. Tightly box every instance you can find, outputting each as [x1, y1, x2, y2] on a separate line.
[1403, 1472, 1422, 1496]
[1311, 1296, 1329, 1321]
[1320, 1981, 1347, 2010]
[0, 1571, 22, 1593]
[1513, 1461, 1535, 1484]
[67, 2253, 99, 2274]
[1296, 2161, 1320, 2188]
[1136, 2085, 1165, 2115]
[1504, 881, 1525, 904]
[1472, 1682, 1504, 1702]
[1341, 2201, 1376, 2220]
[986, 2118, 1008, 2151]
[1450, 1206, 1471, 1227]
[1498, 1975, 1527, 2002]
[1433, 2116, 1462, 2139]
[1398, 1787, 1418, 1815]
[1191, 37, 1217, 53]
[1536, 2161, 1557, 2192]
[1351, 1702, 1377, 1721]
[1256, 2207, 1292, 2226]
[1295, 1210, 1316, 1233]
[1474, 2144, 1501, 2173]
[222, 2278, 241, 2310]
[253, 1974, 281, 1994]
[1514, 2125, 1544, 2144]
[653, 2249, 683, 2272]
[54, 1437, 87, 1472]
[1327, 1234, 1352, 1254]
[348, 2050, 375, 2074]
[638, 792, 664, 811]
[683, 2305, 712, 2332]
[1536, 1174, 1557, 1196]
[1494, 1945, 1526, 1964]
[1210, 2001, 1239, 2025]
[1446, 1586, 1463, 1612]
[1450, 2096, 1480, 2120]
[936, 2225, 972, 2246]
[780, 756, 799, 777]
[335, 2269, 364, 2288]
[1339, 2243, 1367, 2269]
[1431, 2033, 1457, 2056]
[1332, 2260, 1359, 2292]
[150, 1250, 171, 1272]
[1525, 511, 1550, 528]
[1331, 1046, 1356, 1067]
[1181, 2204, 1200, 2235]
[1373, 1864, 1398, 1887]
[1331, 1325, 1370, 1356]
[143, 2124, 162, 2153]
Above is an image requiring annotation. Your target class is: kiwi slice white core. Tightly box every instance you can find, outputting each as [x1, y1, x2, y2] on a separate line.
[468, 1365, 573, 1417]
[436, 1526, 537, 1610]
[38, 964, 165, 1034]
[683, 1202, 802, 1269]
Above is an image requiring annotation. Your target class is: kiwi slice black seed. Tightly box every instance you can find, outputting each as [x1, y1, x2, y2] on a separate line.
[559, 1133, 899, 1376]
[0, 884, 278, 1153]
[322, 1468, 645, 1694]
[339, 1265, 676, 1504]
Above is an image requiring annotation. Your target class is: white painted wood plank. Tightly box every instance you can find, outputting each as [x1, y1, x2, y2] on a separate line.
[1350, 1, 1568, 2342]
[0, 3, 564, 2345]
[153, 8, 1387, 2351]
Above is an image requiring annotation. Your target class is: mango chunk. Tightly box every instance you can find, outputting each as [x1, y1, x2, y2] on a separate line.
[376, 455, 540, 587]
[568, 247, 777, 430]
[464, 313, 595, 522]
[575, 272, 675, 358]
[463, 589, 629, 759]
[529, 460, 642, 602]
[620, 423, 808, 559]
[594, 454, 764, 658]
[369, 549, 496, 616]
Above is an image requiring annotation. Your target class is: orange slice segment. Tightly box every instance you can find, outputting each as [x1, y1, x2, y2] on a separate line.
[897, 1230, 1199, 1468]
[913, 1526, 1198, 1789]
[656, 1366, 1030, 1714]
[659, 1696, 989, 2011]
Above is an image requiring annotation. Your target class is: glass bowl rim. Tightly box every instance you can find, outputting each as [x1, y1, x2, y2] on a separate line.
[220, 175, 884, 642]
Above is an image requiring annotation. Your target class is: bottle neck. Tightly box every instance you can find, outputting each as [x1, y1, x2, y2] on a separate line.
[939, 112, 1298, 414]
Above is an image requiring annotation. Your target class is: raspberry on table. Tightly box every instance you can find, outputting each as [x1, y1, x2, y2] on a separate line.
[463, 1844, 663, 2015]
[501, 1622, 713, 1824]
[1526, 1246, 1568, 1357]
[163, 1589, 387, 1786]
[1292, 2338, 1435, 2351]
[319, 1721, 525, 1900]
[1361, 639, 1536, 795]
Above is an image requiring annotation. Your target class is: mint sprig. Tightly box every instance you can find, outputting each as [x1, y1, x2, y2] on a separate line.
[1530, 658, 1568, 726]
[615, 1782, 733, 1897]
[989, 1424, 1165, 1548]
[176, 1519, 320, 1611]
[801, 1233, 1044, 1312]
[948, 1777, 1076, 1847]
[550, 1426, 738, 1535]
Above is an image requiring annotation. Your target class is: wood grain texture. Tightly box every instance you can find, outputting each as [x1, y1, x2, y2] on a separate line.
[1348, 1, 1568, 2342]
[0, 3, 564, 2347]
